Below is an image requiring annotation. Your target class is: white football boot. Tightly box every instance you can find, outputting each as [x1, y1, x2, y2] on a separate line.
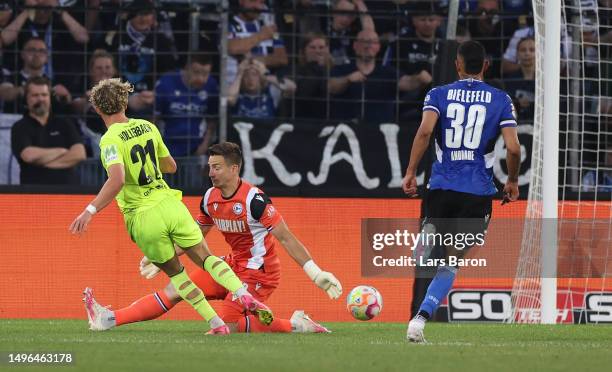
[407, 316, 427, 343]
[83, 287, 115, 331]
[290, 310, 331, 333]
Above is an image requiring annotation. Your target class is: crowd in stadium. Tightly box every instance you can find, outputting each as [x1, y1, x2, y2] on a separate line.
[0, 0, 610, 189]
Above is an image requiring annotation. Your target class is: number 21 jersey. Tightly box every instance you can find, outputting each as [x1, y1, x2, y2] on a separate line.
[423, 78, 518, 196]
[99, 118, 176, 213]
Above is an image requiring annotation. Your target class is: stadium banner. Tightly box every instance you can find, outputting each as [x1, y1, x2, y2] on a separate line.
[227, 119, 533, 198]
[1, 194, 611, 322]
[438, 288, 612, 324]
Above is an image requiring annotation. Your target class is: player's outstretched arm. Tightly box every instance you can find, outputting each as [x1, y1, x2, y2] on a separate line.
[69, 163, 125, 235]
[402, 110, 438, 196]
[271, 221, 343, 299]
[501, 126, 521, 203]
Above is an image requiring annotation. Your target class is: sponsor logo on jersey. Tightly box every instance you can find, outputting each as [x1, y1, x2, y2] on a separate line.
[213, 218, 246, 233]
[213, 202, 218, 211]
[233, 203, 243, 215]
[103, 144, 119, 163]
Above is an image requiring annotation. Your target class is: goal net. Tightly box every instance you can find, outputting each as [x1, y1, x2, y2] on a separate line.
[510, 0, 612, 323]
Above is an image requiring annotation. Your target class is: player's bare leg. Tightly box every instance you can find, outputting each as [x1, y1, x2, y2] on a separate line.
[154, 254, 229, 335]
[181, 241, 274, 325]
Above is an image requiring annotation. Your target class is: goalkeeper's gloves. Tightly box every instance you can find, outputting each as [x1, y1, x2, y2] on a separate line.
[303, 260, 342, 299]
[139, 256, 160, 279]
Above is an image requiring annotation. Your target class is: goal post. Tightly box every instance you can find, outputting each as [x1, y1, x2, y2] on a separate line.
[511, 0, 612, 324]
[540, 0, 561, 325]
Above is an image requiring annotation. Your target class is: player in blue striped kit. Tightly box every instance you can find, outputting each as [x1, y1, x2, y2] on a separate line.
[402, 40, 521, 342]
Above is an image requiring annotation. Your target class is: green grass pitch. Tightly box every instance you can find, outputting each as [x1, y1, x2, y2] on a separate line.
[1, 320, 611, 372]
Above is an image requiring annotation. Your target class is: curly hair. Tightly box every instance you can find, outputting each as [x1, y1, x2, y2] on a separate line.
[89, 78, 133, 115]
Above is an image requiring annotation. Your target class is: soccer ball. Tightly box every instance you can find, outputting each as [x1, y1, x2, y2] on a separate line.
[346, 285, 383, 321]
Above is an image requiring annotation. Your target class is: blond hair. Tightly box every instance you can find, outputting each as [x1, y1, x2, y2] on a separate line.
[89, 78, 133, 115]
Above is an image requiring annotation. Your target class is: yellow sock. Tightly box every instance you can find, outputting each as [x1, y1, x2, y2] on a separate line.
[170, 269, 217, 321]
[203, 256, 243, 293]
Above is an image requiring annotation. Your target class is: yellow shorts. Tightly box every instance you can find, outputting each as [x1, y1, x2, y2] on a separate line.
[125, 196, 202, 263]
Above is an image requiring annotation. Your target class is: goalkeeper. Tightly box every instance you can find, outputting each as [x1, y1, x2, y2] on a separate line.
[84, 142, 341, 334]
[70, 79, 271, 335]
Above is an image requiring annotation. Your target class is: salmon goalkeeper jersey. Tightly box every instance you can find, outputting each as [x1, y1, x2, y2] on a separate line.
[99, 118, 178, 214]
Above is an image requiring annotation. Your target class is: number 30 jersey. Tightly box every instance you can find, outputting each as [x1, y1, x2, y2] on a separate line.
[100, 118, 176, 213]
[423, 78, 518, 196]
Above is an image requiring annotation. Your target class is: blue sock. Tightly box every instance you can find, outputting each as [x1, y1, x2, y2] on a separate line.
[417, 266, 457, 319]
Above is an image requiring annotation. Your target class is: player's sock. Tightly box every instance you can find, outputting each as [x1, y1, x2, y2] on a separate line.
[115, 291, 175, 326]
[417, 265, 458, 320]
[203, 255, 244, 293]
[236, 316, 292, 333]
[170, 268, 218, 322]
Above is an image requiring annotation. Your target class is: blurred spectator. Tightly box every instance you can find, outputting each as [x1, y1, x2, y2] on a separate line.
[72, 49, 159, 139]
[503, 36, 534, 121]
[366, 0, 410, 44]
[97, 0, 177, 110]
[383, 3, 440, 115]
[1, 0, 89, 91]
[502, 19, 574, 77]
[294, 32, 331, 120]
[327, 0, 375, 66]
[11, 76, 85, 185]
[71, 49, 118, 157]
[228, 58, 296, 119]
[227, 0, 288, 84]
[86, 0, 123, 46]
[286, 0, 327, 35]
[2, 37, 72, 114]
[72, 49, 116, 137]
[274, 0, 328, 56]
[155, 53, 219, 157]
[0, 0, 13, 32]
[328, 29, 400, 124]
[466, 0, 510, 79]
[59, 0, 100, 33]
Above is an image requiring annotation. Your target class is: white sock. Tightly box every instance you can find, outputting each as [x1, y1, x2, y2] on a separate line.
[234, 286, 248, 298]
[209, 315, 225, 329]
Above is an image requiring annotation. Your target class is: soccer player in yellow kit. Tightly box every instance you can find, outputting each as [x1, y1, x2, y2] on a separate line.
[69, 78, 272, 335]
